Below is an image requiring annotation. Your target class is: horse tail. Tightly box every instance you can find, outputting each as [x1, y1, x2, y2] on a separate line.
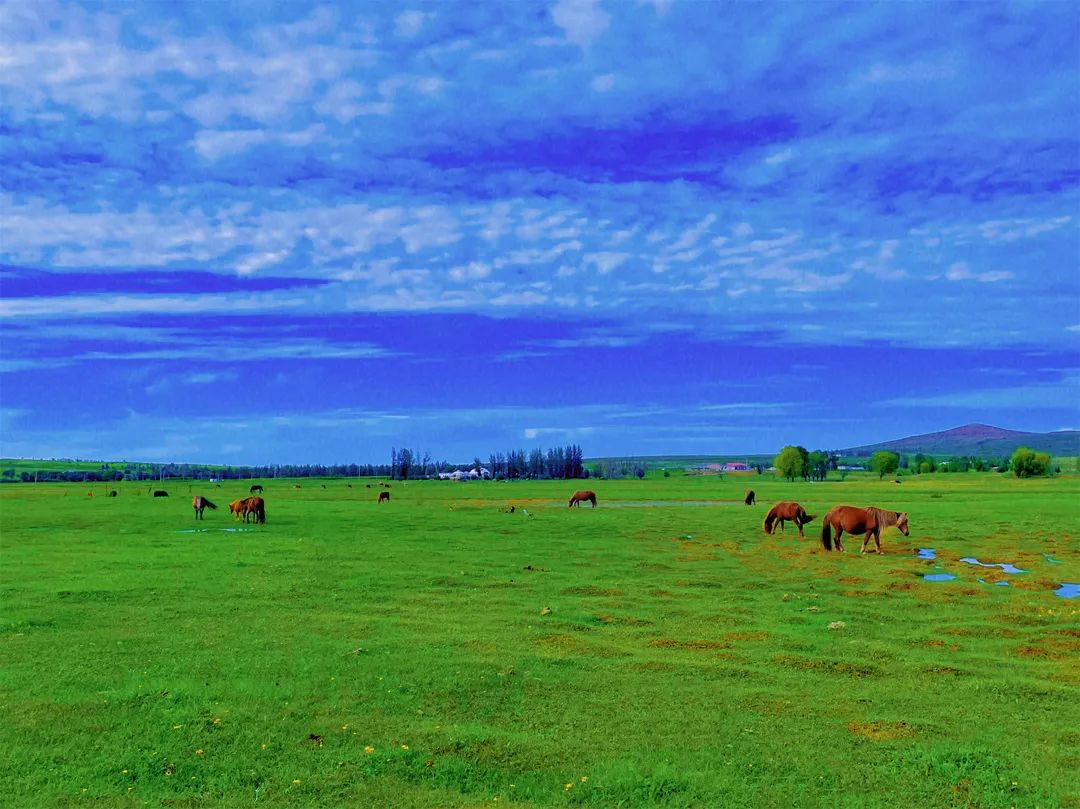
[821, 517, 833, 550]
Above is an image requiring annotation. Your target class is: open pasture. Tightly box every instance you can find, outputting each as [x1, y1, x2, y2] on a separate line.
[1, 473, 1078, 808]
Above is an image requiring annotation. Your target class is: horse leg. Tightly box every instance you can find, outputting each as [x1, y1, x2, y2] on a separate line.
[861, 530, 872, 554]
[796, 517, 805, 538]
[874, 529, 884, 555]
[835, 527, 845, 553]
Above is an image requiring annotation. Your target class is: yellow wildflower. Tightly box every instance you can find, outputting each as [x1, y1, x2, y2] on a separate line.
[292, 779, 301, 785]
[364, 746, 375, 754]
[400, 744, 409, 750]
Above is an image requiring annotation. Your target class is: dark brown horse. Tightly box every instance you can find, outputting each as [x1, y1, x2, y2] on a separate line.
[744, 489, 756, 506]
[378, 491, 390, 503]
[763, 501, 815, 537]
[568, 490, 597, 508]
[249, 484, 263, 494]
[192, 496, 217, 520]
[821, 506, 908, 554]
[153, 490, 168, 497]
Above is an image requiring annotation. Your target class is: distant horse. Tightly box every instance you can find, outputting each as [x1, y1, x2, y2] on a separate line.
[192, 496, 217, 520]
[108, 490, 118, 497]
[378, 491, 390, 503]
[763, 501, 815, 537]
[821, 506, 909, 554]
[744, 489, 756, 506]
[153, 490, 168, 497]
[250, 484, 263, 494]
[568, 490, 597, 508]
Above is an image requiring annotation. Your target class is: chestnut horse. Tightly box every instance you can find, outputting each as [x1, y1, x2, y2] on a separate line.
[821, 506, 908, 554]
[568, 490, 597, 508]
[378, 491, 390, 503]
[763, 501, 815, 537]
[229, 496, 265, 524]
[192, 495, 217, 520]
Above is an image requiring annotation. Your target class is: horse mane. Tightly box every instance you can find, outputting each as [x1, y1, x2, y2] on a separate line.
[865, 506, 898, 527]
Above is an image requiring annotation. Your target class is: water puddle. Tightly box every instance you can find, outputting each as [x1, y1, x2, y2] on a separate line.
[916, 548, 936, 560]
[177, 528, 255, 534]
[959, 557, 1026, 574]
[977, 579, 1009, 587]
[923, 573, 956, 582]
[1054, 583, 1080, 599]
[1044, 554, 1062, 565]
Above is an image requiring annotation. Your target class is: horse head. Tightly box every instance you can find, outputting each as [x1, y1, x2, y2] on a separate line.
[896, 512, 909, 535]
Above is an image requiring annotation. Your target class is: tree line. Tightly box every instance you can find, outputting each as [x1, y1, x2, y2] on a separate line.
[390, 445, 586, 480]
[771, 445, 1057, 480]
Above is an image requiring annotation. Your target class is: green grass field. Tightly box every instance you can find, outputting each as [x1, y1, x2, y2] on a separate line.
[2, 473, 1077, 808]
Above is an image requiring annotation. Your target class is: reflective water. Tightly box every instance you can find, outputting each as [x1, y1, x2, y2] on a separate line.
[923, 573, 956, 582]
[1054, 583, 1080, 599]
[959, 557, 1026, 574]
[916, 548, 936, 559]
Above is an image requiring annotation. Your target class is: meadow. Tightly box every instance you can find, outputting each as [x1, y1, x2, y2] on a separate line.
[1, 472, 1077, 808]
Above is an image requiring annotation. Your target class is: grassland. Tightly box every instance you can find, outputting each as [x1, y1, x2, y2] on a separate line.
[1, 473, 1077, 808]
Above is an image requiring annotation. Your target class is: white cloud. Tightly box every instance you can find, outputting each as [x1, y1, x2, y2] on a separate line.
[551, 0, 611, 47]
[591, 73, 615, 92]
[396, 10, 432, 38]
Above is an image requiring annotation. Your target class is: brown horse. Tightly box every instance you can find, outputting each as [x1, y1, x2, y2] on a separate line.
[249, 484, 263, 494]
[744, 489, 756, 506]
[229, 496, 265, 523]
[821, 506, 908, 554]
[242, 496, 266, 524]
[763, 501, 815, 537]
[192, 495, 217, 520]
[568, 490, 597, 508]
[378, 491, 390, 503]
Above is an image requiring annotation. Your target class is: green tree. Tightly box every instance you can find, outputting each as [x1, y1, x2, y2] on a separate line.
[870, 451, 900, 480]
[1011, 446, 1051, 478]
[774, 446, 807, 481]
[807, 450, 830, 481]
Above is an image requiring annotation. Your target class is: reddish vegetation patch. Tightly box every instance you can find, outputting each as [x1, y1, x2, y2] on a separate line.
[647, 589, 675, 598]
[923, 639, 960, 651]
[847, 721, 916, 741]
[836, 576, 871, 585]
[888, 581, 916, 592]
[841, 589, 888, 598]
[650, 638, 730, 651]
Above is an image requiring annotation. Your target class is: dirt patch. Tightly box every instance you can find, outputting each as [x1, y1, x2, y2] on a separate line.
[847, 721, 916, 741]
[921, 639, 960, 651]
[723, 630, 770, 643]
[596, 613, 652, 627]
[650, 638, 730, 651]
[888, 581, 916, 592]
[648, 589, 675, 598]
[837, 576, 871, 585]
[773, 654, 879, 678]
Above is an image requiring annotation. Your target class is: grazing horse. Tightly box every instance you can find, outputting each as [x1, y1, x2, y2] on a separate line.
[229, 499, 246, 521]
[744, 489, 756, 506]
[153, 490, 168, 497]
[240, 496, 266, 524]
[821, 506, 909, 554]
[108, 490, 118, 497]
[192, 496, 217, 520]
[568, 490, 597, 508]
[378, 491, 390, 503]
[249, 484, 263, 494]
[763, 501, 815, 537]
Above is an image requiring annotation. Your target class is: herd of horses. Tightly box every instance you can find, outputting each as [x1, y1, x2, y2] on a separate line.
[181, 484, 909, 554]
[754, 491, 909, 554]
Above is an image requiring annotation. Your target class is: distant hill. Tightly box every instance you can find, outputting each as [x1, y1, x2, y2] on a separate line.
[841, 423, 1080, 458]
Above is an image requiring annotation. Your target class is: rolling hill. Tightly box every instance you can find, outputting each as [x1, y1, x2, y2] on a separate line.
[840, 423, 1080, 458]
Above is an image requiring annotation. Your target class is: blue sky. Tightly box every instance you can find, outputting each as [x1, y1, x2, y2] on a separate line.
[1, 0, 1078, 465]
